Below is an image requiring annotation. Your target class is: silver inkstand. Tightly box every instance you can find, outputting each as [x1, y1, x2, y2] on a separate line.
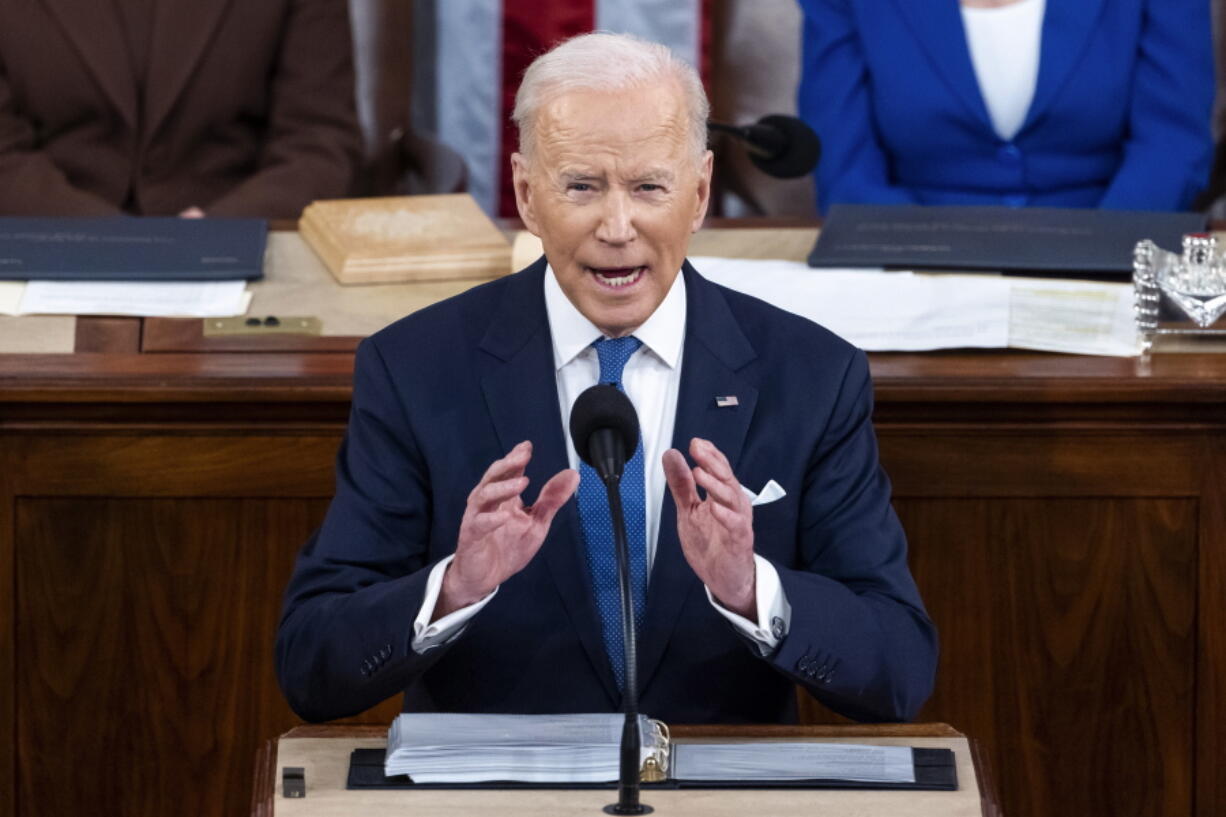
[1134, 232, 1226, 352]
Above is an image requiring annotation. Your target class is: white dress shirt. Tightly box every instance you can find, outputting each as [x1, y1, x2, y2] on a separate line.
[411, 265, 791, 657]
[962, 0, 1045, 141]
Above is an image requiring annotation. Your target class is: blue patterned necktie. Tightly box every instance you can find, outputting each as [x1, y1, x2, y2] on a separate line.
[576, 335, 648, 691]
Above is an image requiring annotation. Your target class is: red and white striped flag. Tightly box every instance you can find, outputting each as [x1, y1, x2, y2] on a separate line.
[424, 0, 712, 217]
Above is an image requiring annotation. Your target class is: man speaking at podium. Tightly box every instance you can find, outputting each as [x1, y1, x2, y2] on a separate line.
[276, 33, 936, 725]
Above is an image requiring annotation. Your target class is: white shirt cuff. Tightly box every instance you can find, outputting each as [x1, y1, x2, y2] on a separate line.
[705, 554, 792, 657]
[411, 555, 498, 654]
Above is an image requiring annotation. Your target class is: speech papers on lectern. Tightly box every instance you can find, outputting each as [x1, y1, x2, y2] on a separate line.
[370, 712, 957, 790]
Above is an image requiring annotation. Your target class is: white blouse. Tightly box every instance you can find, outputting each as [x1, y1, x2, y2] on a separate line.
[961, 0, 1046, 141]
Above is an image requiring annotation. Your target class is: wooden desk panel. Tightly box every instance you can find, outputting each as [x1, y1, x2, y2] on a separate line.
[905, 496, 1195, 817]
[15, 497, 324, 817]
[3, 354, 1222, 817]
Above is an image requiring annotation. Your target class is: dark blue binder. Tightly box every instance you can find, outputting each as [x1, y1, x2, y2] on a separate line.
[808, 204, 1206, 279]
[345, 746, 958, 791]
[0, 217, 267, 281]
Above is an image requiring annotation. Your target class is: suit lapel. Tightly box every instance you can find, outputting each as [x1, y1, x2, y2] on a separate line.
[41, 0, 137, 128]
[888, 0, 992, 131]
[145, 0, 233, 139]
[1020, 0, 1105, 133]
[637, 262, 759, 696]
[478, 260, 620, 707]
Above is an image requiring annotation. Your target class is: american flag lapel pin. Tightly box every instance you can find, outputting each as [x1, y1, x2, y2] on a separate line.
[715, 395, 739, 408]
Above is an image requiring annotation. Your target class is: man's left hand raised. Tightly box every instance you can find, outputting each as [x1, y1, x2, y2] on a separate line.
[663, 438, 757, 620]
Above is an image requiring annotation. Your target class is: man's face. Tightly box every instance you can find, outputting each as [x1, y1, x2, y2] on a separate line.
[512, 81, 713, 338]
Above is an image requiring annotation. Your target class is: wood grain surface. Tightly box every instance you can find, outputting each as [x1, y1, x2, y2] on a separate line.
[15, 498, 317, 817]
[1197, 438, 1226, 817]
[8, 435, 340, 497]
[0, 446, 15, 817]
[902, 498, 1196, 817]
[12, 496, 400, 817]
[6, 349, 1226, 406]
[74, 317, 141, 353]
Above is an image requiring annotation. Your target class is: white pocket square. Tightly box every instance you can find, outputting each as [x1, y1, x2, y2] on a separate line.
[741, 479, 787, 507]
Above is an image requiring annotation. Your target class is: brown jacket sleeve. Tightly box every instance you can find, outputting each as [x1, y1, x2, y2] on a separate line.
[0, 53, 122, 216]
[203, 0, 362, 218]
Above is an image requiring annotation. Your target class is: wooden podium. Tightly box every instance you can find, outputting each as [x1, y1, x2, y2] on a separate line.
[251, 723, 1001, 817]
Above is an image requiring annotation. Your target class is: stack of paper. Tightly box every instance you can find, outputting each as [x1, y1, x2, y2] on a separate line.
[385, 712, 653, 783]
[673, 742, 915, 783]
[690, 256, 1140, 356]
[13, 280, 251, 317]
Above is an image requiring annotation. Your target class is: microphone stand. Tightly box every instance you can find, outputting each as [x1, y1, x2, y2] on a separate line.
[601, 473, 652, 815]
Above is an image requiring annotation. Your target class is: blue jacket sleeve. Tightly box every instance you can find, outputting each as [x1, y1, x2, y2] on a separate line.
[274, 337, 454, 722]
[1097, 0, 1214, 211]
[764, 349, 937, 722]
[797, 0, 918, 215]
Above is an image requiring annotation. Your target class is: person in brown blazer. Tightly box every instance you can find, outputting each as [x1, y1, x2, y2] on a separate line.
[0, 0, 362, 218]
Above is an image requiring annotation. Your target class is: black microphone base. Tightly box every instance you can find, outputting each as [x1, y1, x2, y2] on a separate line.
[604, 803, 653, 815]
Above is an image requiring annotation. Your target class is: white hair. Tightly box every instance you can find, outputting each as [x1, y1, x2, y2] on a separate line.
[512, 32, 710, 165]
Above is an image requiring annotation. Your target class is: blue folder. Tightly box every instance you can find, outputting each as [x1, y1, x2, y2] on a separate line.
[808, 204, 1205, 279]
[0, 217, 267, 281]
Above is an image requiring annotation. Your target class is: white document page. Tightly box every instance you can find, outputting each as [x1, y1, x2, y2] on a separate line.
[385, 712, 656, 784]
[0, 281, 24, 315]
[691, 256, 1010, 351]
[18, 280, 251, 317]
[1007, 277, 1139, 356]
[673, 741, 916, 783]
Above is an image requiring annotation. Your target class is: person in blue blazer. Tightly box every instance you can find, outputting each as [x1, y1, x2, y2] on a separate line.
[797, 0, 1215, 214]
[276, 33, 937, 726]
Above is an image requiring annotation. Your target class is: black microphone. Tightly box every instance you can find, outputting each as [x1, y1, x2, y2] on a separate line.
[708, 114, 821, 178]
[569, 384, 651, 816]
[570, 384, 640, 480]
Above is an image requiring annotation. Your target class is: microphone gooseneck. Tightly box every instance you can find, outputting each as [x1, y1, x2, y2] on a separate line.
[569, 384, 652, 816]
[708, 113, 822, 179]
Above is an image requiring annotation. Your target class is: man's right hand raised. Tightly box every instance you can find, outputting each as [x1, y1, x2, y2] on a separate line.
[434, 441, 579, 620]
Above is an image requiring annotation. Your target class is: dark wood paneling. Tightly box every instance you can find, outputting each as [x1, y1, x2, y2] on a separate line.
[0, 449, 14, 817]
[25, 503, 127, 814]
[903, 498, 1197, 817]
[4, 342, 1226, 817]
[879, 431, 1205, 498]
[0, 352, 355, 404]
[1197, 439, 1226, 817]
[74, 317, 142, 354]
[6, 350, 1226, 408]
[13, 497, 399, 817]
[11, 435, 340, 497]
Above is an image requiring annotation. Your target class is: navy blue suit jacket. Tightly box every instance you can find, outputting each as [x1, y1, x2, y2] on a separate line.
[798, 0, 1214, 213]
[275, 260, 937, 724]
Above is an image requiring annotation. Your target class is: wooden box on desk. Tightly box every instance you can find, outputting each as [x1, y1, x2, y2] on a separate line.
[299, 194, 511, 285]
